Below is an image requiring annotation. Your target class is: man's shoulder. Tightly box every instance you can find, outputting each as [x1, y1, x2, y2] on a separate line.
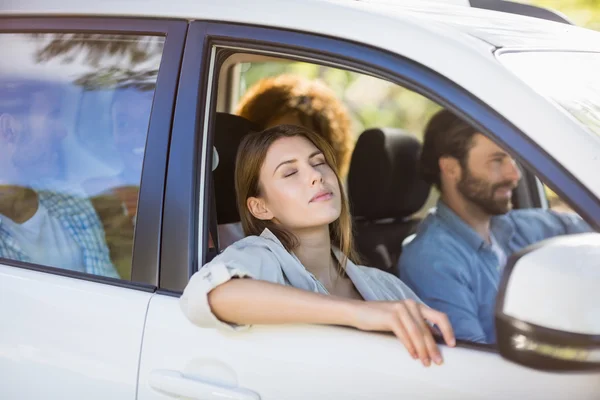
[400, 213, 475, 272]
[404, 213, 462, 253]
[38, 190, 97, 217]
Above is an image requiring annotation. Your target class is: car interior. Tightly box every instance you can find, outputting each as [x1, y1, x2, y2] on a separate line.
[205, 51, 560, 274]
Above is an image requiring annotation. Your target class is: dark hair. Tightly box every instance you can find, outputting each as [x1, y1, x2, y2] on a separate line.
[234, 124, 359, 268]
[420, 109, 478, 190]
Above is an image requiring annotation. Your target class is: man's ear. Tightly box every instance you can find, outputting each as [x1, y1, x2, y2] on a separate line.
[247, 196, 274, 221]
[0, 114, 18, 143]
[439, 155, 462, 183]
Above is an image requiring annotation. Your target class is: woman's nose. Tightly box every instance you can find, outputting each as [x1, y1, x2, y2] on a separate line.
[310, 167, 324, 186]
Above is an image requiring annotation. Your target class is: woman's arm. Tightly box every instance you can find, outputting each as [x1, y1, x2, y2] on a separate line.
[208, 278, 455, 367]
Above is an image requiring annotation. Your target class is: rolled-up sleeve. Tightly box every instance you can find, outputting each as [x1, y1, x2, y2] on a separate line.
[179, 238, 284, 331]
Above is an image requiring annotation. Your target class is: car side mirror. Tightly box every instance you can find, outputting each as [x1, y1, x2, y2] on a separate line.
[495, 233, 600, 372]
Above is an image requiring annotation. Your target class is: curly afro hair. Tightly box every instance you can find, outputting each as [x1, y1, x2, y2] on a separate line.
[235, 74, 354, 178]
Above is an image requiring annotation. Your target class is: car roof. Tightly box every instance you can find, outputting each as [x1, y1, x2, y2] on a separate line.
[4, 0, 600, 53]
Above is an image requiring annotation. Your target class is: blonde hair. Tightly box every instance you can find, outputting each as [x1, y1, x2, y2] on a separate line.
[234, 124, 359, 268]
[235, 74, 354, 178]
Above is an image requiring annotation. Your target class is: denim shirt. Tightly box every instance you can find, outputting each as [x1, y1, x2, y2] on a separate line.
[181, 228, 423, 331]
[399, 201, 591, 344]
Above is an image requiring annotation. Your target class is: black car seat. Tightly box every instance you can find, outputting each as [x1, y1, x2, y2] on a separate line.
[347, 128, 431, 275]
[212, 112, 259, 249]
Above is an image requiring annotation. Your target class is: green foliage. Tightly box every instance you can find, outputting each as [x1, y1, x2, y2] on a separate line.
[527, 0, 600, 30]
[239, 62, 440, 139]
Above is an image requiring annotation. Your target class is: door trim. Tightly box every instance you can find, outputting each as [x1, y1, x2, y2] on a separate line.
[160, 21, 211, 291]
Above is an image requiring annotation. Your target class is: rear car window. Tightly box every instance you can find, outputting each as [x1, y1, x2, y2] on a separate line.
[0, 33, 164, 280]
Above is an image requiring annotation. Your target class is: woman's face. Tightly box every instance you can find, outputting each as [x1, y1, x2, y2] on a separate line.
[249, 135, 341, 232]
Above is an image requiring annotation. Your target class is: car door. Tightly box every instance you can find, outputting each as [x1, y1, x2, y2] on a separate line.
[0, 17, 185, 399]
[137, 21, 600, 399]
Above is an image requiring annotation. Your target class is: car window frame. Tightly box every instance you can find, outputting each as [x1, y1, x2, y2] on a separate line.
[159, 19, 600, 306]
[0, 16, 187, 290]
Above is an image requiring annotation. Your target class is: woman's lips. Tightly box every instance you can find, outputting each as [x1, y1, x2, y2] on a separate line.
[310, 191, 333, 203]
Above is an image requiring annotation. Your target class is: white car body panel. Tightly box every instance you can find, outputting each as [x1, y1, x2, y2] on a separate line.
[139, 295, 600, 399]
[0, 265, 152, 399]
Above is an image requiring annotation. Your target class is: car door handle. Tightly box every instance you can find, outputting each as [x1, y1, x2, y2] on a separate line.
[149, 369, 260, 400]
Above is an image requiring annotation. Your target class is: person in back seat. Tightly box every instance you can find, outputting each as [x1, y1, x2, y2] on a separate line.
[399, 109, 591, 344]
[236, 74, 354, 179]
[84, 87, 153, 222]
[0, 80, 118, 278]
[83, 87, 153, 279]
[181, 124, 456, 367]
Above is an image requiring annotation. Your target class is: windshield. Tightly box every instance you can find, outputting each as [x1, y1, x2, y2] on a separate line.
[498, 51, 600, 140]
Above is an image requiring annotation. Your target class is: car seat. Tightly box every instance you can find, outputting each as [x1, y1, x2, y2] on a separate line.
[347, 127, 431, 275]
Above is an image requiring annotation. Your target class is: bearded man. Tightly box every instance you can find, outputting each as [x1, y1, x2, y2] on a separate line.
[399, 109, 591, 344]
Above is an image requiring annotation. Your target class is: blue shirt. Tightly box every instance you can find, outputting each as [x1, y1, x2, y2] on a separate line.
[0, 191, 119, 279]
[398, 200, 591, 344]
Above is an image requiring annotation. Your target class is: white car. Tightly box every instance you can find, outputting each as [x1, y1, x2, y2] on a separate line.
[1, 0, 599, 399]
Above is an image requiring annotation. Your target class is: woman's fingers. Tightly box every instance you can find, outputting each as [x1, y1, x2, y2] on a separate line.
[352, 300, 453, 367]
[420, 306, 456, 347]
[394, 301, 430, 366]
[405, 301, 443, 365]
[389, 318, 418, 361]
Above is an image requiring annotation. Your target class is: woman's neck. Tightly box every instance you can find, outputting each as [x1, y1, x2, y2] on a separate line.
[292, 226, 337, 285]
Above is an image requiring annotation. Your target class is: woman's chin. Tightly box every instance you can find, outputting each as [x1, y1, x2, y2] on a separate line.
[310, 209, 342, 226]
[284, 212, 340, 231]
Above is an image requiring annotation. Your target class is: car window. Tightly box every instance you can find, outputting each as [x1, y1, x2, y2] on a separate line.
[232, 60, 442, 218]
[208, 53, 449, 280]
[0, 33, 165, 280]
[542, 182, 579, 214]
[203, 47, 597, 346]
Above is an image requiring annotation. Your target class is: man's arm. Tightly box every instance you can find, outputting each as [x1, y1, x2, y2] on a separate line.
[546, 209, 593, 235]
[514, 209, 593, 239]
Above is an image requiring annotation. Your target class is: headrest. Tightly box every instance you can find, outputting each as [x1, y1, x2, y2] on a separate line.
[213, 112, 259, 224]
[348, 128, 431, 220]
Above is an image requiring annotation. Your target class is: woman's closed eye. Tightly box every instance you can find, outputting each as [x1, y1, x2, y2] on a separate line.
[283, 169, 298, 178]
[311, 156, 327, 168]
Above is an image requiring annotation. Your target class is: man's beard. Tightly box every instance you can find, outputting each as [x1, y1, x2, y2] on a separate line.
[457, 167, 516, 216]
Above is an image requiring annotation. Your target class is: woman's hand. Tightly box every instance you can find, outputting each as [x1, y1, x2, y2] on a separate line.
[350, 299, 455, 367]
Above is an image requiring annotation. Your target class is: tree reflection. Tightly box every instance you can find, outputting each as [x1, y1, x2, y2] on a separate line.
[30, 33, 164, 90]
[74, 67, 158, 90]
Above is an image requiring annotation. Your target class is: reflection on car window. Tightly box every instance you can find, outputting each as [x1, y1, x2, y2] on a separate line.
[0, 33, 164, 280]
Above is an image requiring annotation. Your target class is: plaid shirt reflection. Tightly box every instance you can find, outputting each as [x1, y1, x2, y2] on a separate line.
[0, 191, 119, 279]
